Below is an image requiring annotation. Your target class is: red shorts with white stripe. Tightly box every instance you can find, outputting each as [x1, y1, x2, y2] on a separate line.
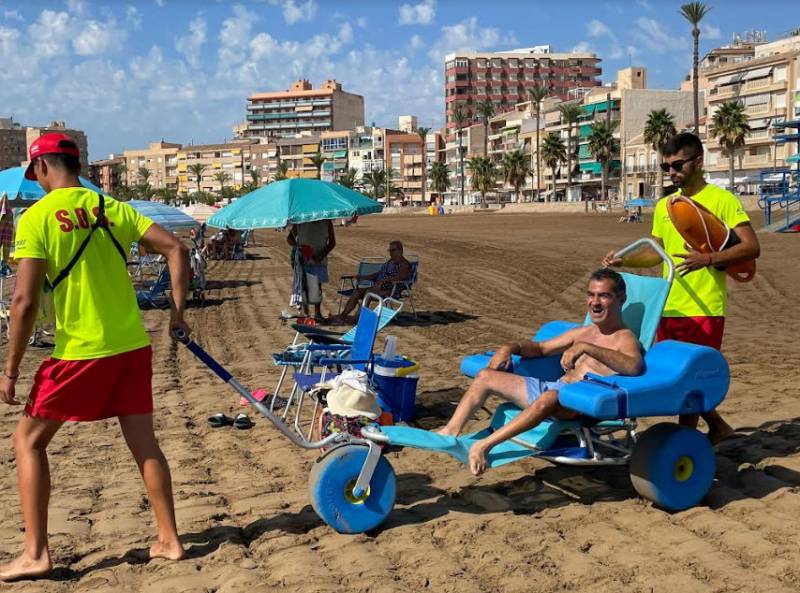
[24, 346, 153, 421]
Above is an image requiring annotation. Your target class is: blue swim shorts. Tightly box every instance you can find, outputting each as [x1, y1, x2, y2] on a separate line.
[524, 377, 565, 405]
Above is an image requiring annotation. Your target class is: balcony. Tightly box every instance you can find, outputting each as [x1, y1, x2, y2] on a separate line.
[743, 154, 771, 166]
[745, 104, 771, 116]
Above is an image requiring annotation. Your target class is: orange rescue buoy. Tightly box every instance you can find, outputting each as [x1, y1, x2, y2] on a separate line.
[666, 195, 756, 283]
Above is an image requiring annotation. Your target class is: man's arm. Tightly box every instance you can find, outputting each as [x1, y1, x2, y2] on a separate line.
[488, 327, 580, 370]
[381, 260, 412, 283]
[673, 222, 760, 275]
[139, 224, 191, 337]
[1, 258, 47, 404]
[561, 334, 643, 376]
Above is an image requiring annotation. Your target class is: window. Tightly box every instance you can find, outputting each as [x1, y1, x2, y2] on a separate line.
[638, 153, 645, 169]
[455, 59, 468, 68]
[774, 66, 787, 82]
[775, 93, 786, 109]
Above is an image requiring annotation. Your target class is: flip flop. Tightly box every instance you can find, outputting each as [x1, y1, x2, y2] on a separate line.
[208, 413, 233, 428]
[234, 413, 254, 430]
[240, 388, 270, 407]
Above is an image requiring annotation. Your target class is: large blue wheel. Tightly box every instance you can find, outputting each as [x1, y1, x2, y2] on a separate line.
[308, 445, 396, 534]
[630, 423, 716, 511]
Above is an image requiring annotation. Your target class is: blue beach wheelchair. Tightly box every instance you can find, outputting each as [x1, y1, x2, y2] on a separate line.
[178, 238, 730, 534]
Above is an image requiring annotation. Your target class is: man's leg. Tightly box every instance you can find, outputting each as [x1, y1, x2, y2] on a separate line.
[437, 369, 529, 436]
[0, 416, 63, 581]
[336, 287, 366, 321]
[118, 414, 185, 561]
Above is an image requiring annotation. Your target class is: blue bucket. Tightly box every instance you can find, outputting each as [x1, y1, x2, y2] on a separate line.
[373, 356, 419, 423]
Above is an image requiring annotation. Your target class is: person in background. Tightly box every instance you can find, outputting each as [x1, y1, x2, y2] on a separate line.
[287, 219, 336, 321]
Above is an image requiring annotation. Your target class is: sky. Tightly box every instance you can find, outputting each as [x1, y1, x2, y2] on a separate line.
[0, 0, 796, 160]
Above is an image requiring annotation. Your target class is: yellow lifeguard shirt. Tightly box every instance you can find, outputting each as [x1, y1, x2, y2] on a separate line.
[652, 183, 750, 318]
[14, 188, 154, 360]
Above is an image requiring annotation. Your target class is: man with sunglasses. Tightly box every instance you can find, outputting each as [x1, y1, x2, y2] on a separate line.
[602, 132, 760, 444]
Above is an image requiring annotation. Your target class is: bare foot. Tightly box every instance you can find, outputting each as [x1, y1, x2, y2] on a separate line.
[0, 551, 52, 582]
[435, 427, 457, 437]
[708, 425, 736, 446]
[468, 442, 489, 476]
[149, 539, 186, 561]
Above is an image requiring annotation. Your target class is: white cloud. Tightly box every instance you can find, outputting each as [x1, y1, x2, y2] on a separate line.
[399, 0, 436, 26]
[588, 19, 613, 39]
[283, 0, 317, 25]
[572, 41, 594, 54]
[634, 18, 688, 54]
[701, 24, 722, 40]
[126, 6, 142, 30]
[356, 17, 367, 29]
[73, 20, 117, 55]
[3, 10, 24, 22]
[409, 34, 424, 51]
[635, 0, 652, 9]
[176, 16, 207, 67]
[155, 0, 166, 7]
[65, 0, 88, 16]
[428, 17, 516, 62]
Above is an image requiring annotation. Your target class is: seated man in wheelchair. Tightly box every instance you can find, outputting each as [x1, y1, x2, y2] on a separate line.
[332, 240, 411, 324]
[437, 269, 644, 475]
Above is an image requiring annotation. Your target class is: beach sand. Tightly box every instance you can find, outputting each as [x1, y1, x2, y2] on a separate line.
[1, 210, 799, 593]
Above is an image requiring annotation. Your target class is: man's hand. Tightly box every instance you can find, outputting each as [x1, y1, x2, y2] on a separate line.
[170, 314, 192, 341]
[560, 342, 585, 372]
[601, 249, 622, 267]
[674, 249, 711, 276]
[0, 375, 20, 405]
[488, 346, 513, 371]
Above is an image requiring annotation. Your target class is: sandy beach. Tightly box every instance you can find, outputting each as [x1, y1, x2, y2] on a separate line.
[1, 209, 799, 593]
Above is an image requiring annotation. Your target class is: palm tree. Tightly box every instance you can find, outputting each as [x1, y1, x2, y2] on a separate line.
[709, 100, 750, 191]
[680, 2, 711, 133]
[136, 166, 153, 199]
[467, 156, 496, 207]
[337, 168, 358, 189]
[274, 160, 289, 181]
[249, 167, 262, 188]
[541, 133, 566, 201]
[309, 152, 326, 179]
[500, 150, 530, 203]
[416, 126, 431, 204]
[528, 86, 549, 201]
[643, 108, 678, 199]
[452, 103, 468, 205]
[187, 163, 207, 194]
[365, 167, 386, 200]
[111, 162, 127, 193]
[476, 99, 495, 157]
[213, 171, 231, 193]
[587, 120, 619, 204]
[429, 161, 450, 201]
[557, 103, 583, 201]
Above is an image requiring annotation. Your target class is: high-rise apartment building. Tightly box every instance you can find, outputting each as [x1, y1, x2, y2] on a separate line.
[177, 140, 255, 193]
[443, 46, 602, 133]
[123, 141, 182, 190]
[245, 79, 364, 140]
[88, 154, 125, 194]
[0, 117, 27, 171]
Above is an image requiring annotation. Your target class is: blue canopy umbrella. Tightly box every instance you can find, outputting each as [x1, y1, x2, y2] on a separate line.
[0, 166, 102, 201]
[128, 200, 198, 232]
[624, 198, 656, 208]
[207, 179, 383, 229]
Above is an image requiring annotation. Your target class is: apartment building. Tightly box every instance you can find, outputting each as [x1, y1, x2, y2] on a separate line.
[385, 131, 424, 204]
[123, 141, 182, 190]
[0, 117, 27, 171]
[443, 123, 485, 204]
[276, 134, 321, 179]
[249, 142, 279, 184]
[177, 140, 254, 193]
[320, 130, 350, 182]
[348, 127, 386, 183]
[444, 46, 602, 134]
[88, 154, 125, 194]
[25, 121, 89, 173]
[703, 32, 800, 191]
[245, 79, 364, 140]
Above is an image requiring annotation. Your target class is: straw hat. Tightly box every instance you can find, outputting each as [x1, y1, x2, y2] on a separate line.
[322, 371, 381, 419]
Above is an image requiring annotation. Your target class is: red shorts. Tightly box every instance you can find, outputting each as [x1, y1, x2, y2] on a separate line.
[25, 346, 153, 421]
[656, 316, 725, 351]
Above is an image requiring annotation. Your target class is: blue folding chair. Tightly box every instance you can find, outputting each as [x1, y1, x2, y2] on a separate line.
[337, 255, 419, 317]
[136, 264, 171, 309]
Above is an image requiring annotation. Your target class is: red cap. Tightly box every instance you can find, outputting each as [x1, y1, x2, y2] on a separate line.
[24, 133, 81, 180]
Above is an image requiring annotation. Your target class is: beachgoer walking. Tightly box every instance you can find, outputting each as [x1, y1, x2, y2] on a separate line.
[0, 133, 191, 581]
[287, 219, 336, 320]
[602, 132, 760, 444]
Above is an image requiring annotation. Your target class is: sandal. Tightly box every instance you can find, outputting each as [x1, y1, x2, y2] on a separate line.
[208, 413, 233, 428]
[233, 413, 254, 430]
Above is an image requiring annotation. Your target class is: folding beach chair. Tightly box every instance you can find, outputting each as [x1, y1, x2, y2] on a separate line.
[337, 254, 419, 317]
[136, 264, 171, 309]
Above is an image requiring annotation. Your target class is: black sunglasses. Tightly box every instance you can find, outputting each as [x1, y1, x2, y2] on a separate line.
[660, 154, 700, 173]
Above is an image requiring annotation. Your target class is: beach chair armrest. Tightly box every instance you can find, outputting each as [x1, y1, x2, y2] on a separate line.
[307, 344, 353, 353]
[319, 357, 372, 366]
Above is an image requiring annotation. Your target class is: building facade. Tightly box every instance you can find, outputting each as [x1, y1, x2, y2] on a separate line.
[177, 140, 254, 193]
[249, 141, 279, 185]
[320, 130, 350, 182]
[245, 79, 364, 140]
[88, 154, 125, 194]
[123, 141, 182, 190]
[276, 135, 321, 179]
[25, 121, 89, 174]
[0, 117, 27, 171]
[443, 46, 602, 134]
[385, 131, 424, 204]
